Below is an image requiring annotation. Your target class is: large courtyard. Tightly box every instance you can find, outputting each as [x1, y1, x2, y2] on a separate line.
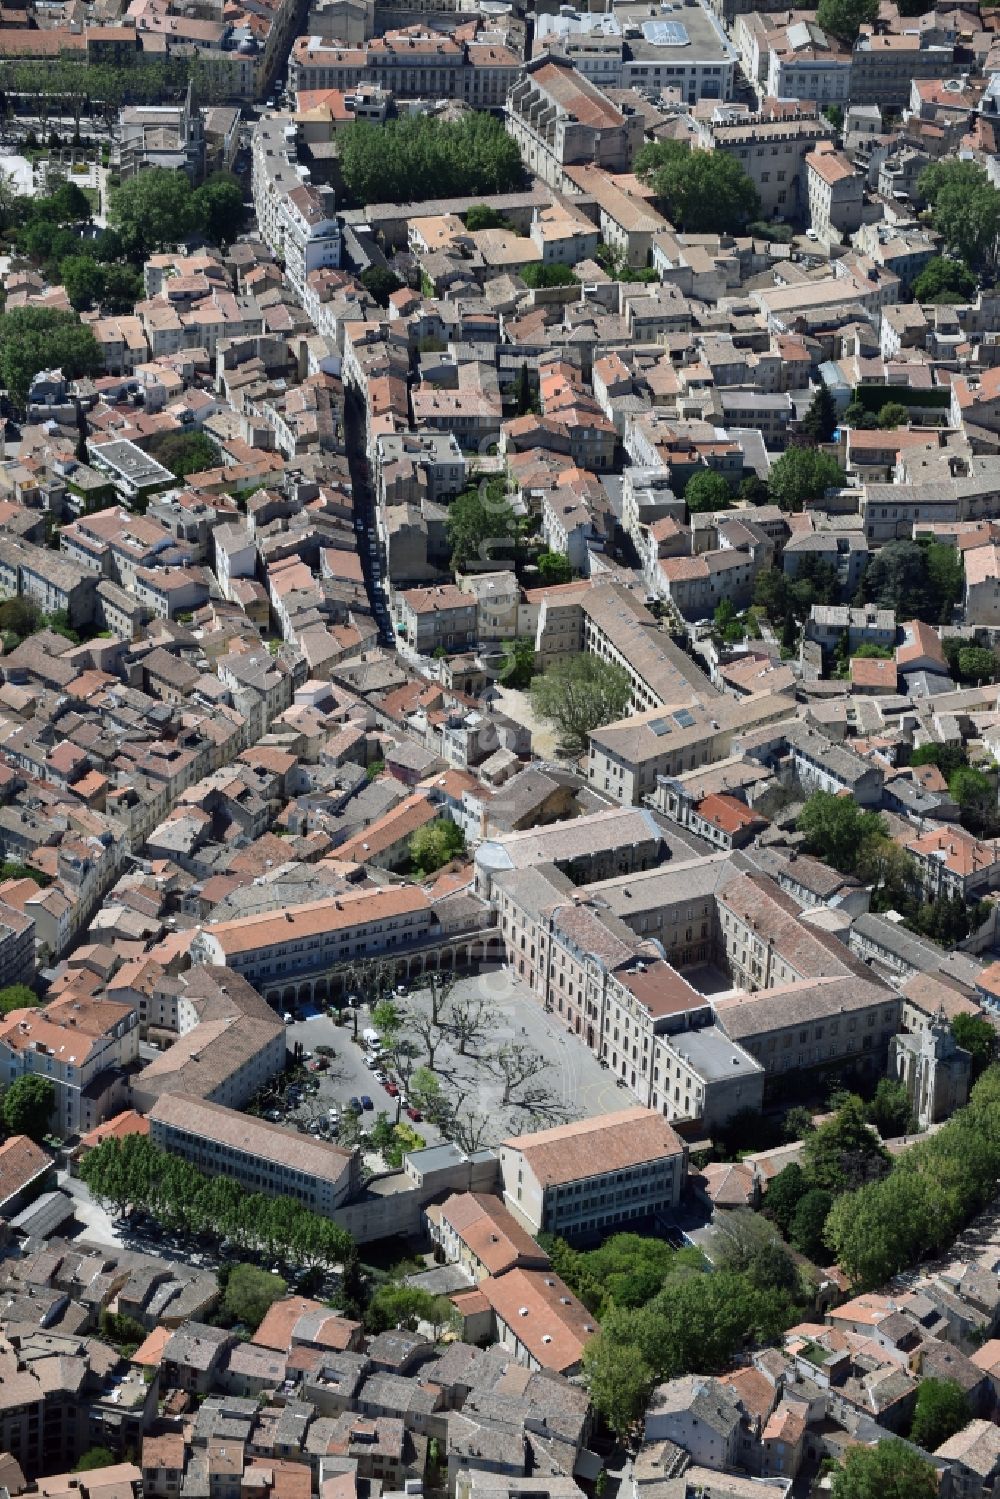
[287, 969, 632, 1154]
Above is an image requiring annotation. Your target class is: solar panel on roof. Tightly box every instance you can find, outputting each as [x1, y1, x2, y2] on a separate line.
[649, 718, 672, 736]
[642, 17, 689, 45]
[673, 708, 696, 728]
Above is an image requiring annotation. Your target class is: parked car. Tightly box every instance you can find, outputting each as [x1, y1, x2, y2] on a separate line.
[360, 1095, 374, 1110]
[406, 1106, 423, 1122]
[347, 1096, 362, 1113]
[385, 1082, 399, 1097]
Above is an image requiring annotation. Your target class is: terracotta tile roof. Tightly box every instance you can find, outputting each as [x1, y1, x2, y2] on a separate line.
[0, 1135, 51, 1205]
[850, 656, 897, 690]
[77, 1111, 149, 1150]
[480, 1267, 598, 1373]
[696, 793, 765, 836]
[438, 1192, 550, 1277]
[503, 1107, 685, 1187]
[200, 885, 431, 957]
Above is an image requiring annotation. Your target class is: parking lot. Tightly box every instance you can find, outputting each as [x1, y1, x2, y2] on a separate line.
[285, 969, 631, 1157]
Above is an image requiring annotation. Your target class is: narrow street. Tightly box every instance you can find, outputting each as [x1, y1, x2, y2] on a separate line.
[344, 388, 393, 647]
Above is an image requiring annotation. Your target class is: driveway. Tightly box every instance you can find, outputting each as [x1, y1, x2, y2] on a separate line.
[57, 1169, 125, 1248]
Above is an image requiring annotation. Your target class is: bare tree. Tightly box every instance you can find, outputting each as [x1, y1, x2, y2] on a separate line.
[491, 1042, 546, 1105]
[445, 990, 490, 1056]
[342, 956, 396, 1038]
[390, 1036, 421, 1088]
[425, 971, 458, 1027]
[448, 1102, 494, 1154]
[406, 1005, 445, 1070]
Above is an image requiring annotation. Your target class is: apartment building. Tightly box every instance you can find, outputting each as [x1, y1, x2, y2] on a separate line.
[576, 582, 719, 714]
[0, 902, 34, 989]
[902, 827, 1000, 903]
[149, 1093, 356, 1214]
[374, 432, 466, 508]
[779, 721, 885, 806]
[850, 29, 955, 108]
[499, 1108, 686, 1240]
[0, 995, 139, 1136]
[765, 18, 851, 104]
[806, 143, 863, 238]
[694, 104, 826, 220]
[964, 544, 1000, 626]
[0, 537, 98, 630]
[394, 585, 478, 655]
[288, 31, 520, 105]
[252, 114, 341, 298]
[587, 692, 796, 805]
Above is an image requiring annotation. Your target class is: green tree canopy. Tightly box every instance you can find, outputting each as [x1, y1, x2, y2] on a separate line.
[816, 0, 878, 41]
[830, 1438, 938, 1499]
[788, 1189, 834, 1261]
[409, 819, 466, 876]
[740, 474, 771, 506]
[144, 429, 221, 481]
[224, 1263, 287, 1330]
[339, 113, 522, 206]
[802, 1095, 890, 1193]
[445, 480, 517, 571]
[551, 1233, 705, 1313]
[74, 1449, 116, 1474]
[954, 646, 999, 684]
[537, 551, 573, 585]
[360, 266, 403, 306]
[685, 469, 733, 514]
[796, 792, 887, 873]
[366, 1284, 458, 1336]
[919, 159, 1000, 271]
[951, 1013, 997, 1080]
[500, 636, 535, 688]
[465, 204, 509, 231]
[910, 740, 967, 777]
[859, 539, 960, 623]
[520, 262, 577, 289]
[59, 256, 107, 313]
[0, 307, 101, 408]
[867, 1078, 913, 1139]
[949, 765, 997, 834]
[191, 172, 244, 245]
[2, 1075, 55, 1142]
[909, 1377, 971, 1452]
[764, 1163, 808, 1234]
[636, 140, 759, 233]
[824, 1067, 1000, 1286]
[768, 446, 844, 512]
[108, 168, 201, 255]
[912, 255, 977, 304]
[801, 384, 838, 444]
[878, 401, 909, 430]
[582, 1335, 653, 1438]
[0, 984, 39, 1016]
[530, 654, 632, 753]
[710, 1210, 799, 1293]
